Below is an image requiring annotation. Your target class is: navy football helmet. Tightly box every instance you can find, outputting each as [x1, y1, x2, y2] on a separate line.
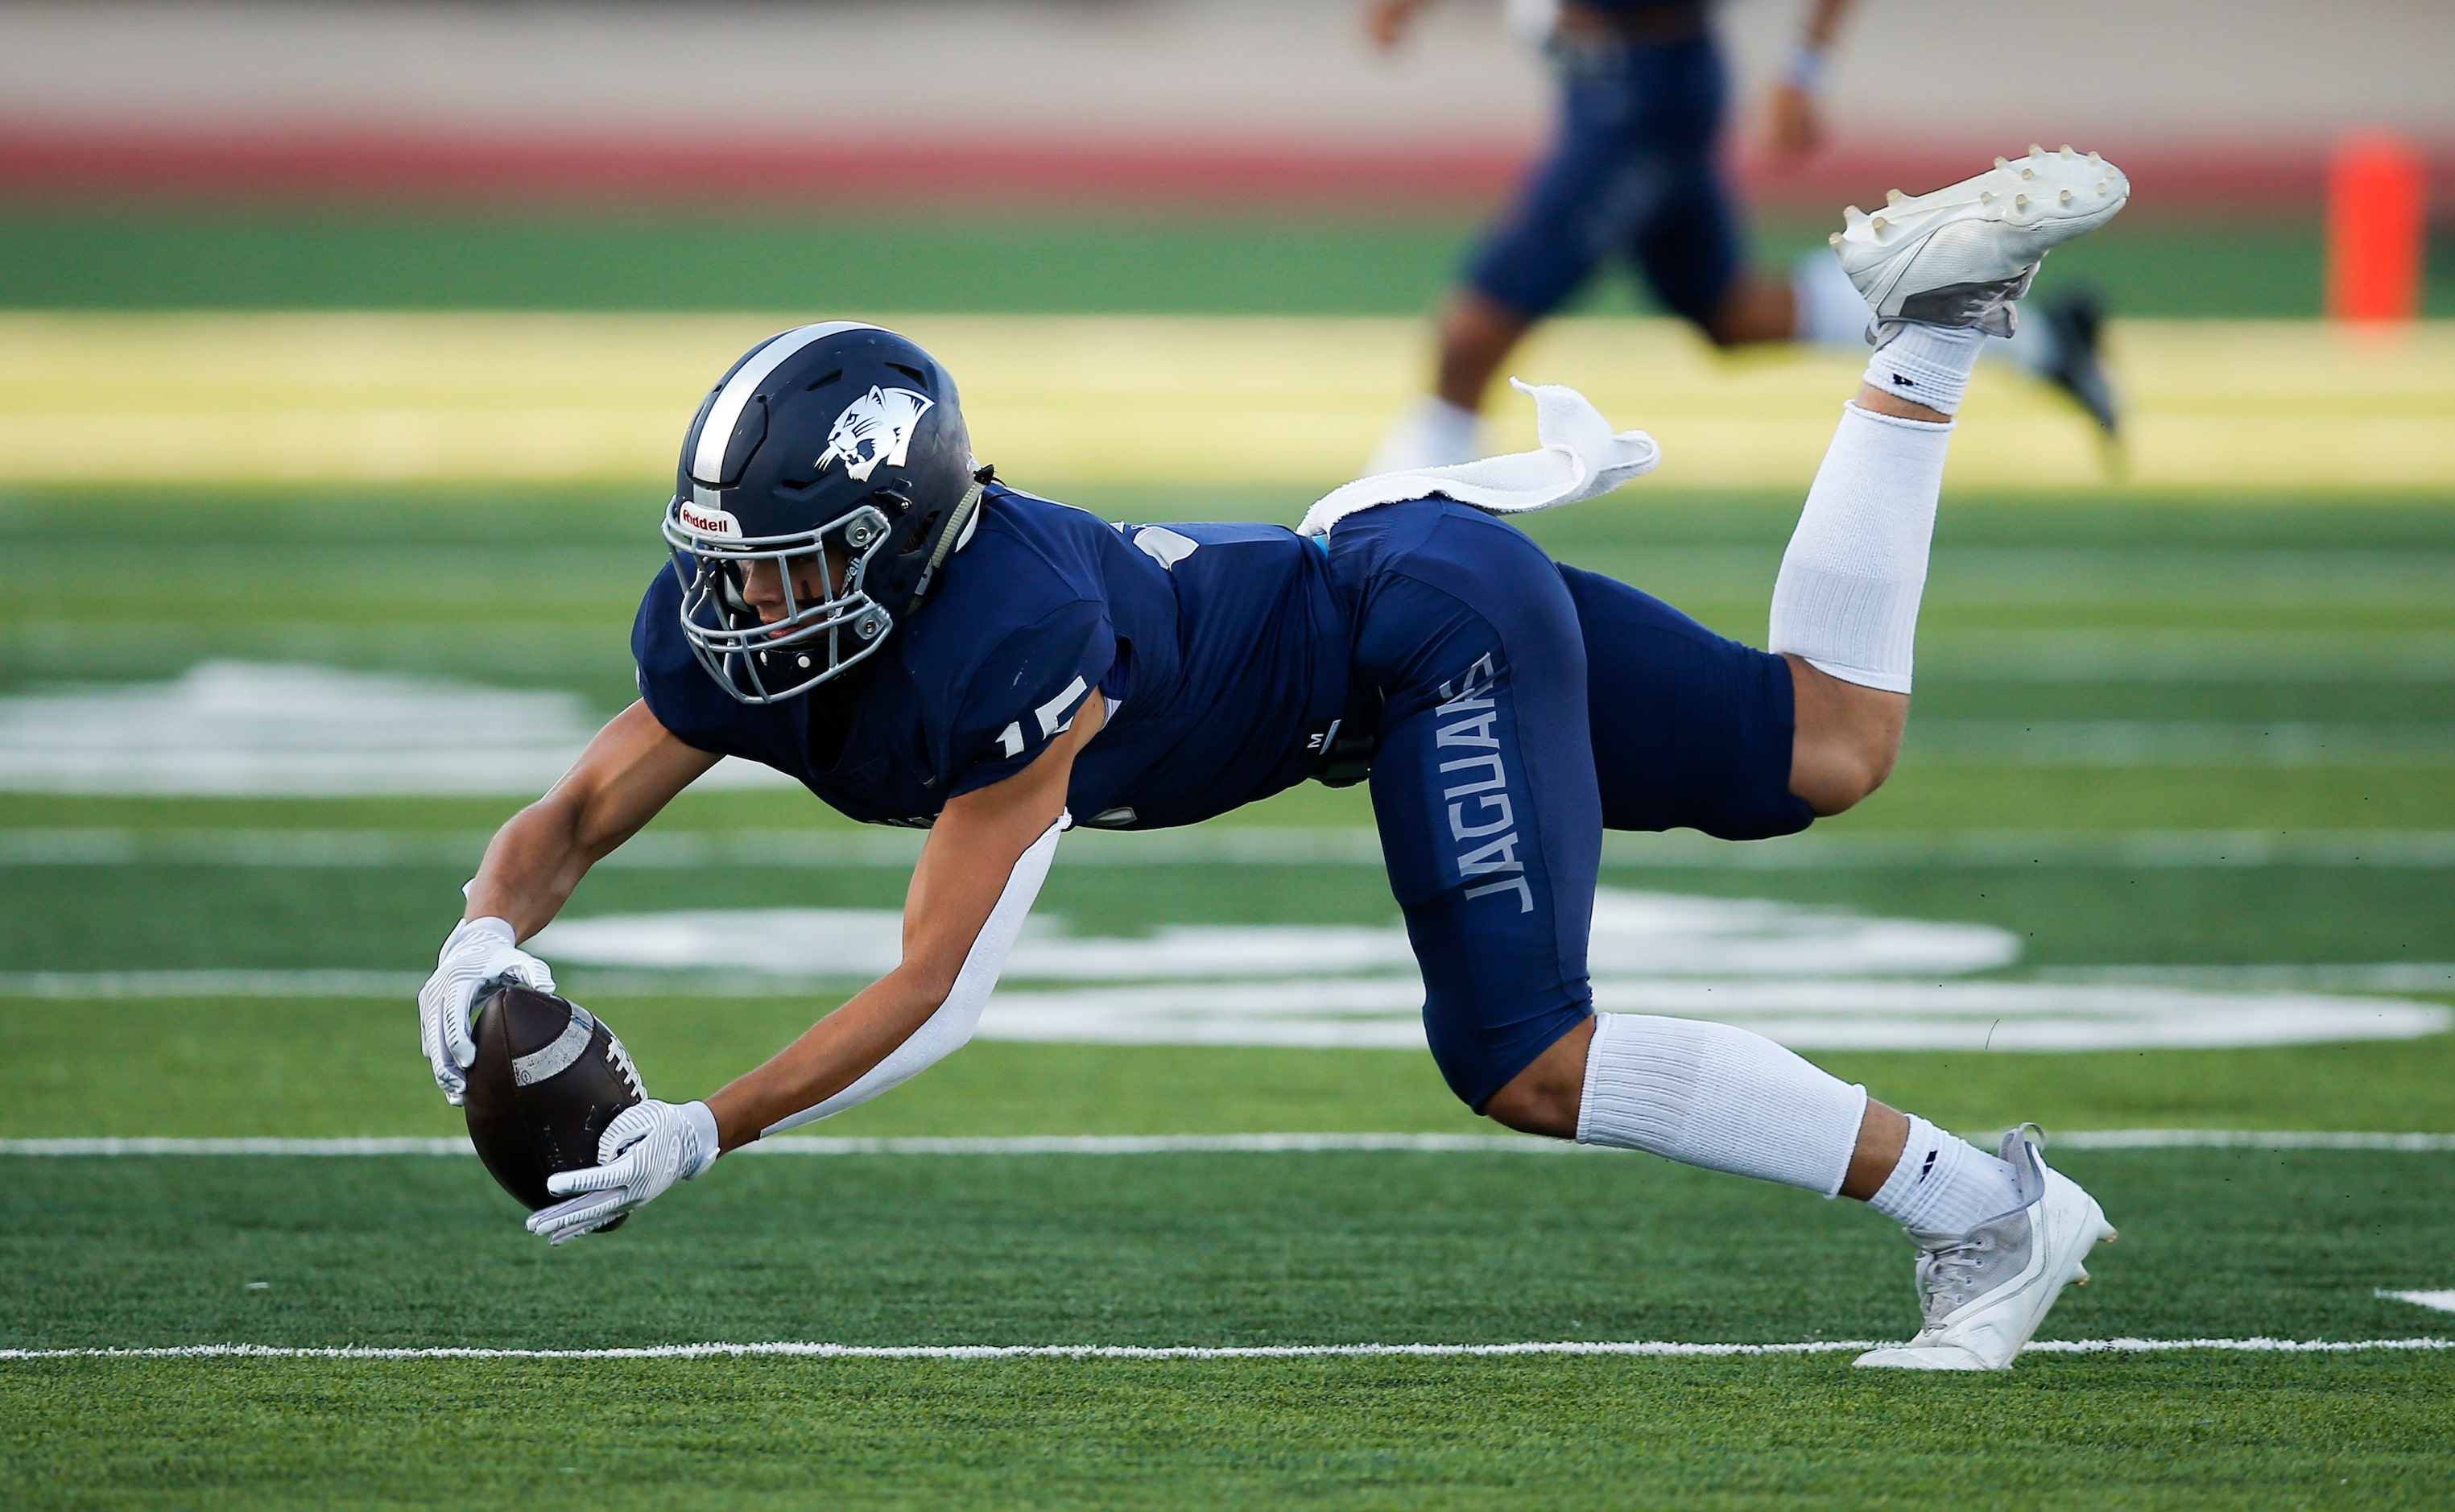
[663, 322, 985, 703]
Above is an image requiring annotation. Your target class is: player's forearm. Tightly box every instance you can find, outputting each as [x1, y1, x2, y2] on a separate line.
[461, 703, 714, 937]
[704, 804, 1073, 1149]
[698, 704, 1091, 1150]
[462, 792, 601, 939]
[704, 965, 955, 1149]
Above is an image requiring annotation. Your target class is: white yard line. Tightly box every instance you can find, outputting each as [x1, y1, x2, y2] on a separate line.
[0, 971, 432, 999]
[2051, 1130, 2455, 1151]
[14, 965, 2448, 1004]
[1903, 721, 2455, 767]
[8, 828, 2455, 870]
[3, 1130, 2450, 1158]
[0, 1338, 2445, 1363]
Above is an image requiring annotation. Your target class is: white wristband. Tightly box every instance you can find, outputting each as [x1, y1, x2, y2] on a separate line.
[680, 1100, 721, 1178]
[444, 915, 517, 956]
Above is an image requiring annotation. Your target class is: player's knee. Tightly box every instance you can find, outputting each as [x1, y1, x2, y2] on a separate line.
[1796, 736, 1896, 816]
[1482, 1077, 1579, 1139]
[1476, 1018, 1595, 1141]
[1785, 657, 1906, 816]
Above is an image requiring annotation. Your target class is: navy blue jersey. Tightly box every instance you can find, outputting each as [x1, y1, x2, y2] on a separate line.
[634, 484, 1351, 830]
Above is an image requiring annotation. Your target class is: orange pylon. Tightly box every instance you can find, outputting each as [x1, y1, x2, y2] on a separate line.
[2325, 130, 2426, 324]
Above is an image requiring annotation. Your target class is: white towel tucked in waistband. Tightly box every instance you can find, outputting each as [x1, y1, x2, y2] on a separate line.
[1298, 380, 1662, 539]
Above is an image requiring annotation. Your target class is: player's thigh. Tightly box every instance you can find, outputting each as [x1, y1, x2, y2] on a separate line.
[1462, 46, 1709, 322]
[1560, 564, 1811, 841]
[1341, 506, 1603, 1111]
[1465, 127, 1641, 320]
[1628, 152, 1746, 325]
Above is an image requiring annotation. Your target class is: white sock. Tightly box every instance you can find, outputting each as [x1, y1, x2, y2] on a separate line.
[1368, 395, 1482, 473]
[1862, 321, 1985, 416]
[1576, 1014, 1868, 1197]
[1866, 1115, 2024, 1233]
[1765, 402, 1953, 695]
[1791, 249, 1872, 349]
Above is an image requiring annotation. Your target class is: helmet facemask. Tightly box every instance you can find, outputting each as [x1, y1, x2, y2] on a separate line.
[663, 499, 897, 704]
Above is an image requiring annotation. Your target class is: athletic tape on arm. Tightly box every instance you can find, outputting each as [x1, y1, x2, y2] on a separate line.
[758, 816, 1065, 1137]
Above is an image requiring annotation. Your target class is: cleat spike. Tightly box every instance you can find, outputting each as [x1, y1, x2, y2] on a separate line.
[2060, 143, 2077, 158]
[2097, 182, 2111, 196]
[1994, 155, 2011, 169]
[1828, 230, 1842, 247]
[1886, 188, 1907, 205]
[2088, 150, 2103, 165]
[1843, 204, 1866, 226]
[2029, 143, 2046, 158]
[1979, 189, 1994, 204]
[2060, 188, 2074, 205]
[2015, 193, 2029, 211]
[2021, 167, 2036, 180]
[1871, 216, 1888, 232]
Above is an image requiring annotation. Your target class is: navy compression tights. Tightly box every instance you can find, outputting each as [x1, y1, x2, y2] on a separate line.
[1329, 501, 1810, 1109]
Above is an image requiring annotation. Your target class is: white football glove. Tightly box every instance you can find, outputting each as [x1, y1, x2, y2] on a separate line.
[418, 915, 556, 1105]
[527, 1098, 721, 1245]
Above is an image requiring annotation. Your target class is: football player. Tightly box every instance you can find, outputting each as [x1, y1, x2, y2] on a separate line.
[421, 151, 2128, 1370]
[1362, 0, 2124, 469]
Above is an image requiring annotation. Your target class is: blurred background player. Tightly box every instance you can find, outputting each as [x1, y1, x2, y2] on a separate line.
[1363, 0, 2122, 470]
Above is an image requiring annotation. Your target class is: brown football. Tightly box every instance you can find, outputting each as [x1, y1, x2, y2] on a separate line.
[462, 985, 643, 1227]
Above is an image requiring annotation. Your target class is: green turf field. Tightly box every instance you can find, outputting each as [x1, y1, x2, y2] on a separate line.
[4, 1150, 2453, 1508]
[2, 204, 2438, 318]
[2, 477, 2452, 1506]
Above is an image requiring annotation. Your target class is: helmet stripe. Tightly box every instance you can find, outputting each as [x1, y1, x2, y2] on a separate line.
[689, 320, 879, 487]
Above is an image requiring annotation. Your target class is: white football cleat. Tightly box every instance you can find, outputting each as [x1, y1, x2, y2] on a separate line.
[1831, 146, 2130, 337]
[1854, 1125, 2115, 1372]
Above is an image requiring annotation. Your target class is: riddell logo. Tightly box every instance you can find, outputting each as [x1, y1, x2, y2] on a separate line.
[676, 502, 743, 539]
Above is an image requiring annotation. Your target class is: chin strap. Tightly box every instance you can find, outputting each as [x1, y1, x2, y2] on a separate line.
[907, 468, 990, 608]
[758, 809, 1066, 1137]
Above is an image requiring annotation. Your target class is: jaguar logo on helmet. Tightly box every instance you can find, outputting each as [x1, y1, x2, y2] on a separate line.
[817, 386, 935, 483]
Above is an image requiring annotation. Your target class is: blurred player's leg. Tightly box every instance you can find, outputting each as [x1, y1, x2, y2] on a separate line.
[1626, 99, 1799, 351]
[1369, 293, 1530, 475]
[1370, 31, 1730, 471]
[2002, 284, 2122, 438]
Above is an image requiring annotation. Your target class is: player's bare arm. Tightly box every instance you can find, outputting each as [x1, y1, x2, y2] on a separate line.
[704, 690, 1105, 1150]
[418, 700, 715, 1104]
[511, 692, 1105, 1244]
[464, 701, 721, 939]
